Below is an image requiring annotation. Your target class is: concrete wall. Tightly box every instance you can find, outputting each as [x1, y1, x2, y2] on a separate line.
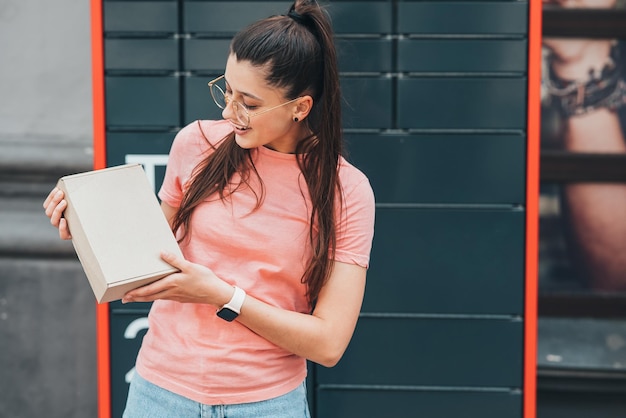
[0, 1, 97, 417]
[0, 0, 92, 139]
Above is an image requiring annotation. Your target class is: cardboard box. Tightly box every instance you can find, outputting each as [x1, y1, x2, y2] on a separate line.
[57, 164, 182, 303]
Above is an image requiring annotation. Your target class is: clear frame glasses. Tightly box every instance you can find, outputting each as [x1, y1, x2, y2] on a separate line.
[208, 75, 301, 129]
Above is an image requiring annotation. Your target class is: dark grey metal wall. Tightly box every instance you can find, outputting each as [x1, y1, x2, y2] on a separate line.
[102, 1, 530, 417]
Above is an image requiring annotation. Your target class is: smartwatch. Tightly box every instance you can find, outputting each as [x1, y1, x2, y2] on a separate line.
[216, 286, 246, 322]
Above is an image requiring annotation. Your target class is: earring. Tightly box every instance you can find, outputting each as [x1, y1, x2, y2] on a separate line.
[293, 117, 299, 122]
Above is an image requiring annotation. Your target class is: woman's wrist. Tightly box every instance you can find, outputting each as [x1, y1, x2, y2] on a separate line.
[213, 281, 239, 308]
[546, 41, 625, 117]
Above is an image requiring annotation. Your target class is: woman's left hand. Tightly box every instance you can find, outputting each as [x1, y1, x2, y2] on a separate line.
[121, 251, 234, 306]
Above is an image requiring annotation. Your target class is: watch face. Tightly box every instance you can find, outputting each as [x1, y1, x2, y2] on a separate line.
[217, 308, 238, 322]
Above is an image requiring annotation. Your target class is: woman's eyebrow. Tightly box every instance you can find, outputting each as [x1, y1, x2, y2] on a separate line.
[224, 77, 263, 101]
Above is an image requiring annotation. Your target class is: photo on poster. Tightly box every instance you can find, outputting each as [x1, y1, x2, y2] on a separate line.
[539, 0, 626, 300]
[541, 36, 626, 154]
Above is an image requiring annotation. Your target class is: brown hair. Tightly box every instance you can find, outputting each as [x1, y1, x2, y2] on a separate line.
[172, 0, 342, 307]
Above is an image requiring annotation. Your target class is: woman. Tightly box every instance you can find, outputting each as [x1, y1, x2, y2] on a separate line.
[43, 1, 375, 416]
[542, 0, 626, 290]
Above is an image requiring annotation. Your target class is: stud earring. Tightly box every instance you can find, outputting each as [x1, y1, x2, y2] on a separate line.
[294, 117, 299, 122]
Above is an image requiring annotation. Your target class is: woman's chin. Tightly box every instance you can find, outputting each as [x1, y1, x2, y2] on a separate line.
[234, 133, 255, 149]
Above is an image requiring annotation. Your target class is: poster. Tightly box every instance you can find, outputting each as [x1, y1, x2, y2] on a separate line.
[540, 0, 626, 295]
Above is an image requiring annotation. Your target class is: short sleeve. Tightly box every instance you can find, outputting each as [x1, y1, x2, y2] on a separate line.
[158, 127, 191, 207]
[334, 174, 376, 268]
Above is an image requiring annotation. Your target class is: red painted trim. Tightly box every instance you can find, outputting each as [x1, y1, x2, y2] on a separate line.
[525, 0, 542, 417]
[96, 303, 111, 418]
[91, 0, 110, 417]
[91, 0, 106, 172]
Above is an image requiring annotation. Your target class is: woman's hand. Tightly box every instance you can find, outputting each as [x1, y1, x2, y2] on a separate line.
[43, 187, 72, 240]
[121, 251, 234, 306]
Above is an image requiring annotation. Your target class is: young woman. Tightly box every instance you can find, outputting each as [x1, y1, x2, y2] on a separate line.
[542, 0, 626, 291]
[43, 1, 375, 416]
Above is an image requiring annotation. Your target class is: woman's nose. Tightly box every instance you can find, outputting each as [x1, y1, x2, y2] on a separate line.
[221, 100, 234, 120]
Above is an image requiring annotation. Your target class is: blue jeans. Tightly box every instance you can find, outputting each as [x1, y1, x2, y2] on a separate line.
[123, 372, 311, 418]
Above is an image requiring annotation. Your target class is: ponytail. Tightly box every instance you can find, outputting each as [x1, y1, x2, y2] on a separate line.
[288, 0, 343, 307]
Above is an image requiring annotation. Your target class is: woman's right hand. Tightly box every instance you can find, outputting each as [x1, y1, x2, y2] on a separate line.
[43, 187, 72, 240]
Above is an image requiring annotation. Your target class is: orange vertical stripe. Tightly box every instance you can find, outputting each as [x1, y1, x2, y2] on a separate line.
[91, 0, 106, 172]
[96, 303, 111, 418]
[525, 0, 542, 417]
[90, 0, 110, 417]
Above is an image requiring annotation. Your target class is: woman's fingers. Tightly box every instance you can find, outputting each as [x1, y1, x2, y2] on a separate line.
[43, 187, 72, 239]
[59, 218, 72, 240]
[49, 198, 67, 227]
[42, 187, 59, 209]
[160, 251, 186, 270]
[43, 188, 63, 217]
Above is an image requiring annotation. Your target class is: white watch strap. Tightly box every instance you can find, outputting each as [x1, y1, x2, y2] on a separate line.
[221, 286, 246, 314]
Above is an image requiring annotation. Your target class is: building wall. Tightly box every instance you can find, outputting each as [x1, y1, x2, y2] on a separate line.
[0, 1, 96, 417]
[0, 0, 92, 139]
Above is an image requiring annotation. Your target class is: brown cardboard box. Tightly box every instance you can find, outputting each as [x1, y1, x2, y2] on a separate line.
[57, 164, 182, 303]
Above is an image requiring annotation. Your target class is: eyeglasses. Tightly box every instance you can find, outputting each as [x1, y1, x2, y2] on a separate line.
[208, 75, 301, 129]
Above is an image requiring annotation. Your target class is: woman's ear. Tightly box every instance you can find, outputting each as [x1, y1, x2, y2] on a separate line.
[293, 95, 313, 122]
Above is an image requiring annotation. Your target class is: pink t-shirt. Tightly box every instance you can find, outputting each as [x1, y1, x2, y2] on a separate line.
[136, 119, 375, 405]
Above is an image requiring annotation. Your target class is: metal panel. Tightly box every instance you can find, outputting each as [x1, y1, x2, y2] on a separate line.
[109, 310, 150, 418]
[398, 39, 527, 73]
[109, 300, 153, 313]
[104, 2, 178, 33]
[337, 39, 392, 73]
[105, 39, 179, 71]
[341, 77, 392, 129]
[107, 132, 174, 194]
[317, 317, 524, 387]
[344, 133, 526, 204]
[397, 1, 528, 35]
[184, 76, 225, 125]
[107, 133, 174, 168]
[106, 76, 180, 127]
[184, 39, 231, 72]
[316, 389, 522, 418]
[184, 2, 289, 34]
[397, 77, 527, 129]
[363, 208, 525, 315]
[327, 1, 392, 34]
